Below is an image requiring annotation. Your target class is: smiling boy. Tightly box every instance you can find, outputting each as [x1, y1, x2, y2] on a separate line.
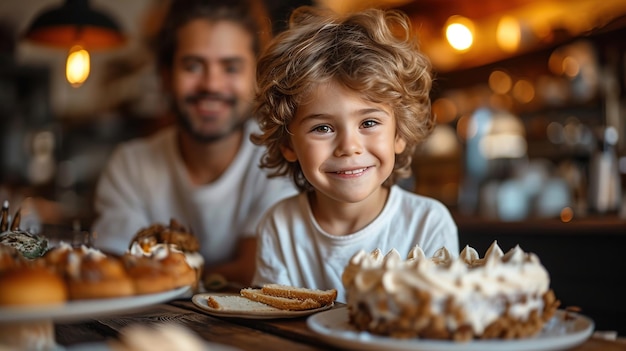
[251, 6, 459, 301]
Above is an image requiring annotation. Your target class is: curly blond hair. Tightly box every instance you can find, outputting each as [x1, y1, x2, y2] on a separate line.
[251, 6, 434, 192]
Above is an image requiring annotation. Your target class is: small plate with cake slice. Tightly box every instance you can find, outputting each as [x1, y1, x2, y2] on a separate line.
[192, 284, 336, 319]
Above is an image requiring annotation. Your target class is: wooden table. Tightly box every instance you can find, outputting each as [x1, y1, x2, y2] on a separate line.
[54, 297, 626, 351]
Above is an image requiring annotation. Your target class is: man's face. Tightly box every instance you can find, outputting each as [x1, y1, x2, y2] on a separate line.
[169, 19, 256, 142]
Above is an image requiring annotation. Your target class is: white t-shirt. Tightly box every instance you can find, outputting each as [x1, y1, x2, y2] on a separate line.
[252, 185, 459, 302]
[91, 120, 298, 265]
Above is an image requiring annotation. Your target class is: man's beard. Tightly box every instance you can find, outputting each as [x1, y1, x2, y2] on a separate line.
[174, 92, 249, 143]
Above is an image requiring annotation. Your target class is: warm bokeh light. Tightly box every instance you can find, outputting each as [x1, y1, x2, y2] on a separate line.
[512, 79, 535, 103]
[548, 50, 565, 75]
[432, 98, 458, 123]
[421, 125, 459, 156]
[488, 70, 512, 94]
[456, 114, 471, 141]
[496, 16, 521, 52]
[66, 45, 90, 87]
[562, 56, 580, 77]
[445, 16, 474, 51]
[560, 207, 574, 222]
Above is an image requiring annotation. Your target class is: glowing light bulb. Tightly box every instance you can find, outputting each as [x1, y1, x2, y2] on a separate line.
[66, 45, 90, 87]
[497, 16, 521, 52]
[445, 16, 474, 51]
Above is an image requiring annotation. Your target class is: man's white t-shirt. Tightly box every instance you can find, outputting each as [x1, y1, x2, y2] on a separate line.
[252, 185, 459, 302]
[91, 120, 298, 265]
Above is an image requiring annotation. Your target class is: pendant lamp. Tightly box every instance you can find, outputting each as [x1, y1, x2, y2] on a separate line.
[23, 0, 125, 87]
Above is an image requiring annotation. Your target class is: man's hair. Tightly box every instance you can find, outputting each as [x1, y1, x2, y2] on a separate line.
[154, 0, 272, 71]
[252, 6, 434, 192]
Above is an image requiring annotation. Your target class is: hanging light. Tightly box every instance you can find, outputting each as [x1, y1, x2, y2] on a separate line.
[22, 0, 125, 87]
[66, 45, 90, 87]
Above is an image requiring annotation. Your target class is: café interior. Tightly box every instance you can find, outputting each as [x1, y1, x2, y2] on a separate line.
[1, 0, 626, 340]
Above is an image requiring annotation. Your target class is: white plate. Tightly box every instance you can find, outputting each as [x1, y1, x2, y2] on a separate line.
[307, 308, 594, 351]
[192, 293, 334, 319]
[66, 340, 242, 351]
[0, 286, 190, 322]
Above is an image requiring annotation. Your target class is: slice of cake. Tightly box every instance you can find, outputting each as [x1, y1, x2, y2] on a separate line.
[342, 241, 560, 341]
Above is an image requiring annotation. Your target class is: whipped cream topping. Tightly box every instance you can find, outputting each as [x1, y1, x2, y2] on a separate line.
[127, 242, 204, 269]
[66, 245, 107, 279]
[128, 241, 172, 260]
[342, 241, 551, 335]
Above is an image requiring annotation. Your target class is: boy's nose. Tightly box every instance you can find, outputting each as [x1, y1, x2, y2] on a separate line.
[334, 130, 363, 157]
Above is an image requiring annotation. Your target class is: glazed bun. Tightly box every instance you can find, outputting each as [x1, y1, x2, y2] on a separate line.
[122, 255, 176, 295]
[160, 249, 197, 288]
[0, 266, 67, 306]
[66, 253, 135, 300]
[128, 219, 204, 292]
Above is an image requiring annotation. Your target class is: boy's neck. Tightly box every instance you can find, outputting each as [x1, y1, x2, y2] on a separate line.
[308, 187, 390, 236]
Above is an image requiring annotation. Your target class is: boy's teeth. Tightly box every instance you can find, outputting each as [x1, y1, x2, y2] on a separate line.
[338, 168, 365, 175]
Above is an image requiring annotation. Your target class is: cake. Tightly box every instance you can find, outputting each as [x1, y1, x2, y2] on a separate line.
[342, 241, 560, 341]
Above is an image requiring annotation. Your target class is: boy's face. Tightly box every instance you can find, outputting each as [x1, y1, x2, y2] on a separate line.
[282, 81, 406, 204]
[168, 19, 256, 142]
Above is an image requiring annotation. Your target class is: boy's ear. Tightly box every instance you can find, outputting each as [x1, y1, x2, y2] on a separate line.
[280, 141, 298, 162]
[394, 134, 407, 154]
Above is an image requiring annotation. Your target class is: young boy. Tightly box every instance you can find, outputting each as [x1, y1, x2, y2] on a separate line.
[251, 6, 459, 301]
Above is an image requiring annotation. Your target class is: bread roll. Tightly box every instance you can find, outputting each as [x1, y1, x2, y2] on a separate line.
[66, 253, 135, 300]
[0, 266, 67, 306]
[123, 255, 176, 295]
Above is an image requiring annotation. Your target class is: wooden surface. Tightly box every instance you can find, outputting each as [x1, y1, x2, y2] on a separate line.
[52, 297, 626, 351]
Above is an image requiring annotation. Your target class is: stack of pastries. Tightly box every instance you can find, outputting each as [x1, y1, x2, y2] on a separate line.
[342, 241, 561, 341]
[0, 218, 204, 306]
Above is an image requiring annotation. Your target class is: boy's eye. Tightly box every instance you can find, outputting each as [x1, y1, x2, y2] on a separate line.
[362, 120, 379, 128]
[312, 125, 332, 133]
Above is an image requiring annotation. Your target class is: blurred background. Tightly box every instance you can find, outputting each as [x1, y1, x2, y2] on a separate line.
[1, 0, 625, 229]
[0, 0, 625, 334]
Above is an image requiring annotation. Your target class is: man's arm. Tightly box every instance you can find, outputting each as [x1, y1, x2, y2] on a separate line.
[91, 147, 150, 254]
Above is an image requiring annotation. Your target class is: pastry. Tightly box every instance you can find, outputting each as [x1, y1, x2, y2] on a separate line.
[47, 244, 135, 300]
[0, 265, 67, 306]
[122, 254, 176, 295]
[129, 219, 204, 291]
